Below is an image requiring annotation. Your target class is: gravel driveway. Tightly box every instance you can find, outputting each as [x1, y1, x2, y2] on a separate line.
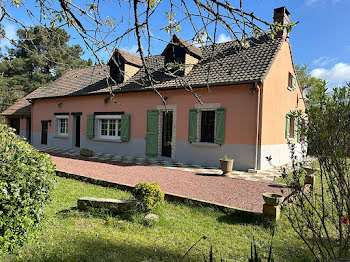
[52, 155, 287, 213]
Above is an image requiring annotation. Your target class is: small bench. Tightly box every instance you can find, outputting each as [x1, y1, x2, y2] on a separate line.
[77, 197, 138, 213]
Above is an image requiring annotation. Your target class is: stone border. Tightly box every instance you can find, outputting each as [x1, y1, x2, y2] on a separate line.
[56, 170, 263, 217]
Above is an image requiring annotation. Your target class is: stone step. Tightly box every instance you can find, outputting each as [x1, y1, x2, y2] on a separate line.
[77, 197, 138, 213]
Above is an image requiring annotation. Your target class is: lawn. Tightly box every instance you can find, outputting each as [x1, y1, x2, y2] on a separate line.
[2, 176, 313, 262]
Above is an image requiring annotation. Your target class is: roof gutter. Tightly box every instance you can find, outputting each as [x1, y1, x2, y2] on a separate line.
[28, 80, 261, 101]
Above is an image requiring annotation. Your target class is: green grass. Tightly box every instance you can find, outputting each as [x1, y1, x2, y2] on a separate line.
[2, 176, 314, 262]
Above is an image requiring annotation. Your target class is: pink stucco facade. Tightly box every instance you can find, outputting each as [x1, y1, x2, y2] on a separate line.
[32, 84, 259, 145]
[5, 37, 306, 170]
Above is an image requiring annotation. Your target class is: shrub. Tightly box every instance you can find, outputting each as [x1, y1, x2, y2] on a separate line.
[270, 83, 350, 261]
[0, 124, 56, 254]
[133, 182, 164, 213]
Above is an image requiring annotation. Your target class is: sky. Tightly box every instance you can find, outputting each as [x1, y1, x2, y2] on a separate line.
[1, 0, 349, 88]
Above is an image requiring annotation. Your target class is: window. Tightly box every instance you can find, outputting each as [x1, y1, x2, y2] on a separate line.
[288, 72, 296, 91]
[188, 106, 225, 145]
[164, 45, 185, 76]
[285, 115, 296, 140]
[289, 117, 294, 138]
[96, 115, 121, 140]
[109, 60, 124, 84]
[55, 115, 69, 136]
[200, 110, 215, 143]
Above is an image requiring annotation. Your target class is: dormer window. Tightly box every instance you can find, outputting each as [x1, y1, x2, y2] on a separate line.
[162, 34, 203, 77]
[108, 48, 142, 84]
[109, 60, 124, 84]
[164, 45, 186, 76]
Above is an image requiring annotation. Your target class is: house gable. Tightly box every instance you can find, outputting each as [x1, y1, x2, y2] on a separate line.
[261, 39, 305, 145]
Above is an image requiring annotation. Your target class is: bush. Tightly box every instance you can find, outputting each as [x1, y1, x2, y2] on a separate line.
[133, 182, 164, 213]
[0, 124, 56, 254]
[275, 83, 350, 261]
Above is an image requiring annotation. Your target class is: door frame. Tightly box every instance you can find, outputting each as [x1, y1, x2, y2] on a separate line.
[41, 120, 49, 145]
[161, 110, 173, 157]
[26, 117, 31, 143]
[9, 117, 20, 135]
[72, 113, 82, 148]
[157, 104, 177, 159]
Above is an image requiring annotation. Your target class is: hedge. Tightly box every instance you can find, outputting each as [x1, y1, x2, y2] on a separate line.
[0, 124, 56, 254]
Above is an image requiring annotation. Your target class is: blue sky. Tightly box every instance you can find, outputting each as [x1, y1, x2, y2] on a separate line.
[1, 0, 349, 87]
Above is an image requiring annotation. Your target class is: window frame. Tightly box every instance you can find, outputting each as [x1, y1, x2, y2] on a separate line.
[286, 115, 296, 140]
[55, 115, 69, 137]
[199, 109, 216, 143]
[95, 115, 121, 140]
[288, 117, 295, 139]
[288, 72, 296, 91]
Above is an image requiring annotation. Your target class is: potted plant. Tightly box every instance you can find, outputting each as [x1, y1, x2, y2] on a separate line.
[262, 193, 284, 206]
[220, 155, 234, 176]
[80, 148, 93, 157]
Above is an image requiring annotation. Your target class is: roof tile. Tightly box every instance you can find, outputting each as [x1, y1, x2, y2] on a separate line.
[30, 35, 283, 100]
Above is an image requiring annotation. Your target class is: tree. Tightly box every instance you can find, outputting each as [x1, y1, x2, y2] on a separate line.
[270, 83, 350, 261]
[0, 1, 297, 103]
[0, 26, 92, 111]
[295, 64, 327, 107]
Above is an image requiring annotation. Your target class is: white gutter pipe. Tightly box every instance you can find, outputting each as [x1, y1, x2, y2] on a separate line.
[254, 82, 261, 171]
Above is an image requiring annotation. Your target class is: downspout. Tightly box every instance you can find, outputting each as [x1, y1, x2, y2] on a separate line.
[254, 82, 261, 171]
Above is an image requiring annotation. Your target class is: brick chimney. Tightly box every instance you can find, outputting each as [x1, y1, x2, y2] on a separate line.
[273, 6, 291, 38]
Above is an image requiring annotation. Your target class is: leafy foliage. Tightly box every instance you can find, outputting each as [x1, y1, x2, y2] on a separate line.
[276, 83, 350, 261]
[0, 26, 92, 112]
[0, 124, 56, 254]
[133, 182, 164, 213]
[295, 64, 327, 106]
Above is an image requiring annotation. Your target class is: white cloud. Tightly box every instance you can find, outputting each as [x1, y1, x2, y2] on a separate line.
[313, 56, 337, 67]
[123, 44, 138, 54]
[305, 0, 342, 5]
[217, 33, 231, 43]
[311, 62, 350, 84]
[0, 23, 17, 48]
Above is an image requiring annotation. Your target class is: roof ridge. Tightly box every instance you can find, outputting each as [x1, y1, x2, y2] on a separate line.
[29, 35, 284, 100]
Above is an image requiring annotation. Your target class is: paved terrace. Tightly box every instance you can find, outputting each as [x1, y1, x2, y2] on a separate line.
[35, 145, 283, 183]
[35, 146, 289, 213]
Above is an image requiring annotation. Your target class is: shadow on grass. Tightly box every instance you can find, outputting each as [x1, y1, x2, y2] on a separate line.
[217, 210, 273, 227]
[11, 233, 188, 262]
[56, 206, 137, 222]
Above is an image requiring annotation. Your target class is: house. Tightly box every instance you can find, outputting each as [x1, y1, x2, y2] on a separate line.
[1, 88, 43, 143]
[1, 7, 306, 171]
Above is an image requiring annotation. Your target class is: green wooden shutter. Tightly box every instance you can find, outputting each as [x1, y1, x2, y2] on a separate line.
[285, 115, 290, 139]
[87, 114, 95, 139]
[292, 74, 296, 90]
[188, 109, 198, 142]
[120, 114, 130, 142]
[146, 110, 159, 157]
[215, 108, 226, 144]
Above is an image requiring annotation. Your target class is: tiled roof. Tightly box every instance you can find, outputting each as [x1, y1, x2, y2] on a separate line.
[1, 88, 43, 116]
[30, 35, 283, 100]
[162, 34, 203, 59]
[108, 48, 143, 67]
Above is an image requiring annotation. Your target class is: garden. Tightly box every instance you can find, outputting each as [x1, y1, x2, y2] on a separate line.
[1, 176, 313, 262]
[2, 84, 350, 261]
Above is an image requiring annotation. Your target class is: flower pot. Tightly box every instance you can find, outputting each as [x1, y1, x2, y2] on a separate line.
[220, 158, 234, 176]
[80, 149, 93, 157]
[262, 193, 284, 206]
